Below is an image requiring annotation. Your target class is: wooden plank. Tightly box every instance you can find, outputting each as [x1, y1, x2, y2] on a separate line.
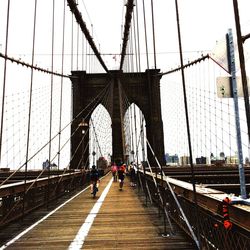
[1, 173, 195, 249]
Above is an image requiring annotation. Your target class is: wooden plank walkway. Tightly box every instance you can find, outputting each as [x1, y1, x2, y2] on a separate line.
[1, 173, 195, 249]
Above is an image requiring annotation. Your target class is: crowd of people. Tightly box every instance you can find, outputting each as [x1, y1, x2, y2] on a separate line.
[111, 161, 137, 190]
[89, 161, 138, 196]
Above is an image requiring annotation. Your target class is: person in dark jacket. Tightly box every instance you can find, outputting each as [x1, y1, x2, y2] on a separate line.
[90, 165, 99, 194]
[117, 164, 126, 190]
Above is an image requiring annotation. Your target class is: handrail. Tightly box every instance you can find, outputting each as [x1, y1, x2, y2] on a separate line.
[145, 138, 200, 249]
[0, 171, 82, 196]
[145, 158, 174, 234]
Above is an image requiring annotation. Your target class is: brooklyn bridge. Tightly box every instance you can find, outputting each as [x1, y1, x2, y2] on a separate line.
[0, 0, 250, 249]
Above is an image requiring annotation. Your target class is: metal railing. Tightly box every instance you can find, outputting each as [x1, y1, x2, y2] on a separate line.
[137, 169, 250, 250]
[0, 170, 85, 227]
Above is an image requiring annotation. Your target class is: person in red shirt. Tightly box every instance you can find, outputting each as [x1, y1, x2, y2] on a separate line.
[111, 163, 118, 182]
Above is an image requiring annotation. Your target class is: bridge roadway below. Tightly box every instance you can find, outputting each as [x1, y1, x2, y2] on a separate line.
[0, 172, 195, 250]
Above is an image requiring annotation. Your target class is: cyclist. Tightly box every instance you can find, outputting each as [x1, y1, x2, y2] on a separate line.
[90, 165, 99, 195]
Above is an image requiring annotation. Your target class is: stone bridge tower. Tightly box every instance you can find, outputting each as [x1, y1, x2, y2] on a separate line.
[70, 69, 165, 168]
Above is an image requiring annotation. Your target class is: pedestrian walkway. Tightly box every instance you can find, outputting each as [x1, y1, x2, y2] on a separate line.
[1, 173, 195, 249]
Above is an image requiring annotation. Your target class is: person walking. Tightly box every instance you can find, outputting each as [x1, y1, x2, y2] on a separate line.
[129, 165, 136, 187]
[111, 163, 118, 182]
[117, 164, 126, 190]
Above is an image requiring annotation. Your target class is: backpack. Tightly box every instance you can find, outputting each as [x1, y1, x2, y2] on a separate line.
[90, 169, 99, 181]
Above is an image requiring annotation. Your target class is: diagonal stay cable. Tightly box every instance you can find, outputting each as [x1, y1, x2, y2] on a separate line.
[88, 82, 113, 159]
[90, 117, 103, 158]
[132, 109, 200, 248]
[0, 126, 90, 224]
[145, 137, 200, 249]
[145, 156, 174, 234]
[0, 81, 112, 188]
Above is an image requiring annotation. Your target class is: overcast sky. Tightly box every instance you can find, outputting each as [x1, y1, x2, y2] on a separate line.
[79, 0, 250, 71]
[0, 0, 250, 168]
[0, 0, 249, 72]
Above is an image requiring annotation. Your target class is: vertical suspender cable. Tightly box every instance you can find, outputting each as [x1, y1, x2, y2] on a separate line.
[71, 13, 74, 70]
[57, 0, 66, 169]
[85, 40, 88, 72]
[128, 39, 130, 71]
[130, 106, 135, 162]
[174, 0, 200, 247]
[150, 0, 157, 69]
[118, 80, 126, 161]
[220, 78, 224, 153]
[47, 0, 55, 208]
[92, 128, 96, 165]
[208, 60, 212, 158]
[127, 40, 130, 72]
[190, 69, 195, 160]
[0, 0, 11, 164]
[195, 66, 198, 157]
[132, 12, 138, 72]
[135, 0, 141, 72]
[23, 0, 37, 216]
[124, 110, 129, 157]
[90, 24, 93, 73]
[140, 110, 145, 162]
[82, 33, 84, 70]
[130, 28, 134, 72]
[203, 62, 207, 160]
[213, 64, 218, 157]
[142, 0, 149, 69]
[133, 104, 138, 163]
[90, 117, 103, 158]
[199, 64, 203, 156]
[77, 24, 79, 70]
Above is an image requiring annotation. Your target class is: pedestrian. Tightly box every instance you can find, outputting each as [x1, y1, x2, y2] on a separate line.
[117, 164, 126, 190]
[129, 165, 136, 187]
[111, 163, 118, 182]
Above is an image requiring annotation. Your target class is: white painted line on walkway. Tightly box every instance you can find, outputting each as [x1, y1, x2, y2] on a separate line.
[0, 174, 108, 250]
[68, 178, 113, 250]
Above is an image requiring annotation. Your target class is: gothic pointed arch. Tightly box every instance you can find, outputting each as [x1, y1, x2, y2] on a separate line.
[71, 69, 165, 168]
